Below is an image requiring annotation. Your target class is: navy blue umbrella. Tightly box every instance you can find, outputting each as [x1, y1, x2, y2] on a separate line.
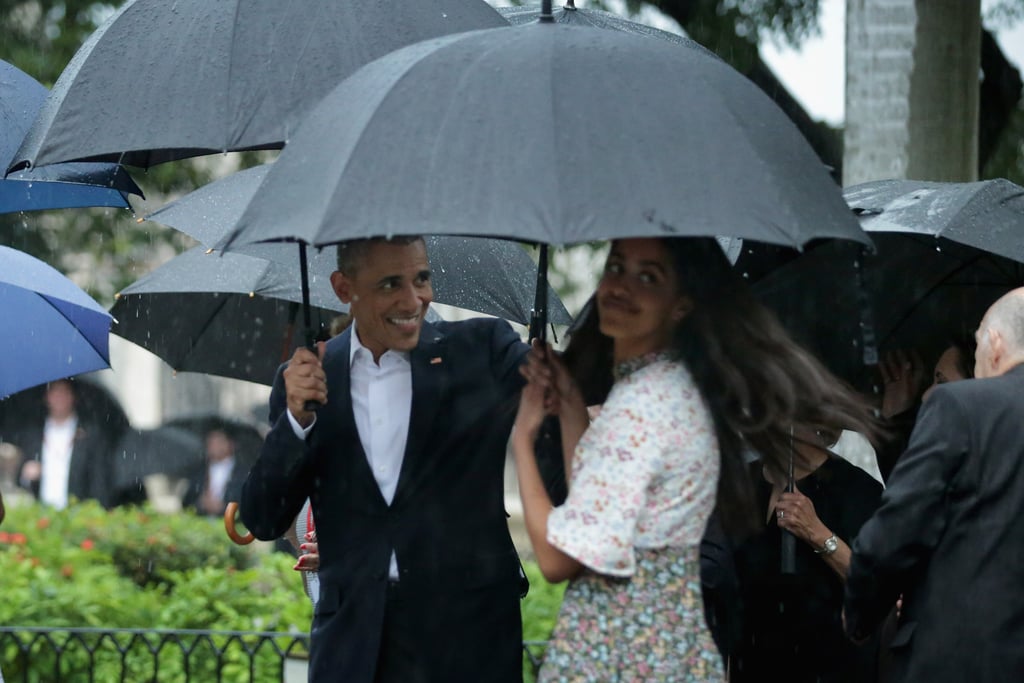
[0, 60, 141, 214]
[0, 245, 112, 398]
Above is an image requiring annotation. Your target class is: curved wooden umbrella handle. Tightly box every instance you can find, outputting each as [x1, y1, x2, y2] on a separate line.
[224, 501, 255, 545]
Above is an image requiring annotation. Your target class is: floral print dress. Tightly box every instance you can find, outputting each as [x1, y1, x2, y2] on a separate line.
[540, 354, 725, 683]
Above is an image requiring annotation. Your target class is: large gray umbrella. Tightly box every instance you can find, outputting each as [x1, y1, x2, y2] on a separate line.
[146, 164, 571, 327]
[219, 15, 868, 341]
[11, 0, 507, 170]
[221, 20, 867, 250]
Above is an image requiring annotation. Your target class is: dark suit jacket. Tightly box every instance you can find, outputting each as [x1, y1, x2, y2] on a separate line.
[181, 458, 249, 516]
[14, 417, 112, 507]
[845, 365, 1024, 682]
[241, 318, 528, 683]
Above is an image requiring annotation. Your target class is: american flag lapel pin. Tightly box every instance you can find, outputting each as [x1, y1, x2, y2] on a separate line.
[430, 356, 443, 365]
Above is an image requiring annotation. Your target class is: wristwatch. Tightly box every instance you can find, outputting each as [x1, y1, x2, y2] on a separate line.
[815, 533, 839, 556]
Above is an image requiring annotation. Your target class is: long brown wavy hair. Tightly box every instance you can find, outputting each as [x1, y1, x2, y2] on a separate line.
[564, 237, 880, 533]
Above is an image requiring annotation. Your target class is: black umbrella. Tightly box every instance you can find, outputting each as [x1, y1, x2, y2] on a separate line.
[0, 59, 141, 212]
[163, 415, 264, 468]
[110, 246, 358, 385]
[220, 11, 869, 338]
[146, 164, 571, 327]
[109, 425, 204, 507]
[223, 19, 864, 249]
[0, 373, 130, 448]
[738, 178, 1024, 385]
[11, 0, 507, 170]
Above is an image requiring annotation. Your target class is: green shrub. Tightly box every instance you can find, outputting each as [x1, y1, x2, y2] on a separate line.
[0, 501, 563, 681]
[520, 560, 566, 681]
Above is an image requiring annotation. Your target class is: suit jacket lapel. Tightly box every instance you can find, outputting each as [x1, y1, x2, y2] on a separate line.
[319, 330, 389, 511]
[392, 325, 448, 507]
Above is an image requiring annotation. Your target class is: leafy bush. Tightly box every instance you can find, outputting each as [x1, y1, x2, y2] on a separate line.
[520, 560, 566, 681]
[0, 501, 309, 681]
[0, 501, 563, 681]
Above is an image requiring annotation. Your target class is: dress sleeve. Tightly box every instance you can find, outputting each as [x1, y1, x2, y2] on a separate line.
[546, 393, 664, 577]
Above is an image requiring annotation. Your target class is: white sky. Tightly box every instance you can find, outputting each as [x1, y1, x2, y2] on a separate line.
[759, 0, 1024, 126]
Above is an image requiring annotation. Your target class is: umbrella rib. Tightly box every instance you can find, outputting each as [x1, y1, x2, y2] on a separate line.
[880, 252, 999, 346]
[168, 294, 235, 370]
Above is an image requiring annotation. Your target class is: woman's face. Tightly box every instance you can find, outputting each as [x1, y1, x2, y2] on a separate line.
[596, 238, 691, 359]
[921, 346, 967, 401]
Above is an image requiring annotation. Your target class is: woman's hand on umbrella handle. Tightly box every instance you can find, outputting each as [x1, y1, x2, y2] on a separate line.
[224, 501, 255, 545]
[776, 489, 827, 544]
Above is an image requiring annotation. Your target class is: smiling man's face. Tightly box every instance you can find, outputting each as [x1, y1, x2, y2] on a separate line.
[331, 239, 433, 362]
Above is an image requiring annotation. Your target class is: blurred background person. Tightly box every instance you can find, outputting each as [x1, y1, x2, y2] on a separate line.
[726, 425, 884, 682]
[183, 428, 246, 517]
[876, 335, 976, 480]
[0, 444, 34, 511]
[14, 379, 112, 509]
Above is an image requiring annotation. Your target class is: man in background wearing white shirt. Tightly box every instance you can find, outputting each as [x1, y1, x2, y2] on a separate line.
[17, 380, 110, 509]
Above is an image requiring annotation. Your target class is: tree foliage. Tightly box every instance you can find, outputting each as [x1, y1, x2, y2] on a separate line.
[0, 0, 258, 303]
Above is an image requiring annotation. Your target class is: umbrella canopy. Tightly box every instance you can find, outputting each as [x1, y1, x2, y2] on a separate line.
[109, 425, 204, 507]
[844, 178, 1024, 260]
[0, 59, 141, 213]
[110, 246, 352, 385]
[221, 21, 868, 251]
[0, 246, 113, 398]
[147, 164, 571, 326]
[738, 178, 1024, 385]
[11, 0, 507, 170]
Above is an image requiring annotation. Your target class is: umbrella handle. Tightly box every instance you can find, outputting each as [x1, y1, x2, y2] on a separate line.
[224, 501, 255, 545]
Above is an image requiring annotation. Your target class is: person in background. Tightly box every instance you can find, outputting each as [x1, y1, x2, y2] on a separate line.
[184, 428, 247, 517]
[727, 425, 883, 682]
[876, 336, 976, 480]
[15, 379, 111, 509]
[845, 288, 1024, 681]
[0, 444, 34, 511]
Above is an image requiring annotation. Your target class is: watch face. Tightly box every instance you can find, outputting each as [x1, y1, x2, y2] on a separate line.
[824, 536, 839, 552]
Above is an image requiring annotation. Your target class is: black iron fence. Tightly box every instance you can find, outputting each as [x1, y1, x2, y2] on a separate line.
[0, 628, 548, 682]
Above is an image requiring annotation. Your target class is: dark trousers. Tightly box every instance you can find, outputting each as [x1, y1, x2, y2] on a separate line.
[374, 583, 428, 683]
[373, 581, 523, 683]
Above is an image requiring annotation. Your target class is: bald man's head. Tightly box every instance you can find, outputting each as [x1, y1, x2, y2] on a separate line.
[975, 288, 1024, 378]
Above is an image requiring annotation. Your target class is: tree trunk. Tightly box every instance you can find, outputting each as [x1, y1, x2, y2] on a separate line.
[844, 0, 981, 184]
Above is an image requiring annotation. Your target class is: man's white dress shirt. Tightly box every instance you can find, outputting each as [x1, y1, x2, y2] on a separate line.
[40, 416, 77, 509]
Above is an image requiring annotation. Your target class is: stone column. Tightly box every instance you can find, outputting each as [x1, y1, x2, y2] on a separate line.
[844, 0, 981, 185]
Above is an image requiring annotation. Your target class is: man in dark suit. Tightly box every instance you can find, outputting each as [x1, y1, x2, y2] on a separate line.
[183, 428, 249, 517]
[844, 288, 1024, 681]
[241, 236, 528, 683]
[15, 379, 111, 508]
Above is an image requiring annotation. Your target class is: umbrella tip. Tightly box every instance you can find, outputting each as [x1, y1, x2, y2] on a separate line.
[249, 291, 256, 298]
[136, 217, 145, 224]
[540, 0, 554, 22]
[205, 248, 215, 255]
